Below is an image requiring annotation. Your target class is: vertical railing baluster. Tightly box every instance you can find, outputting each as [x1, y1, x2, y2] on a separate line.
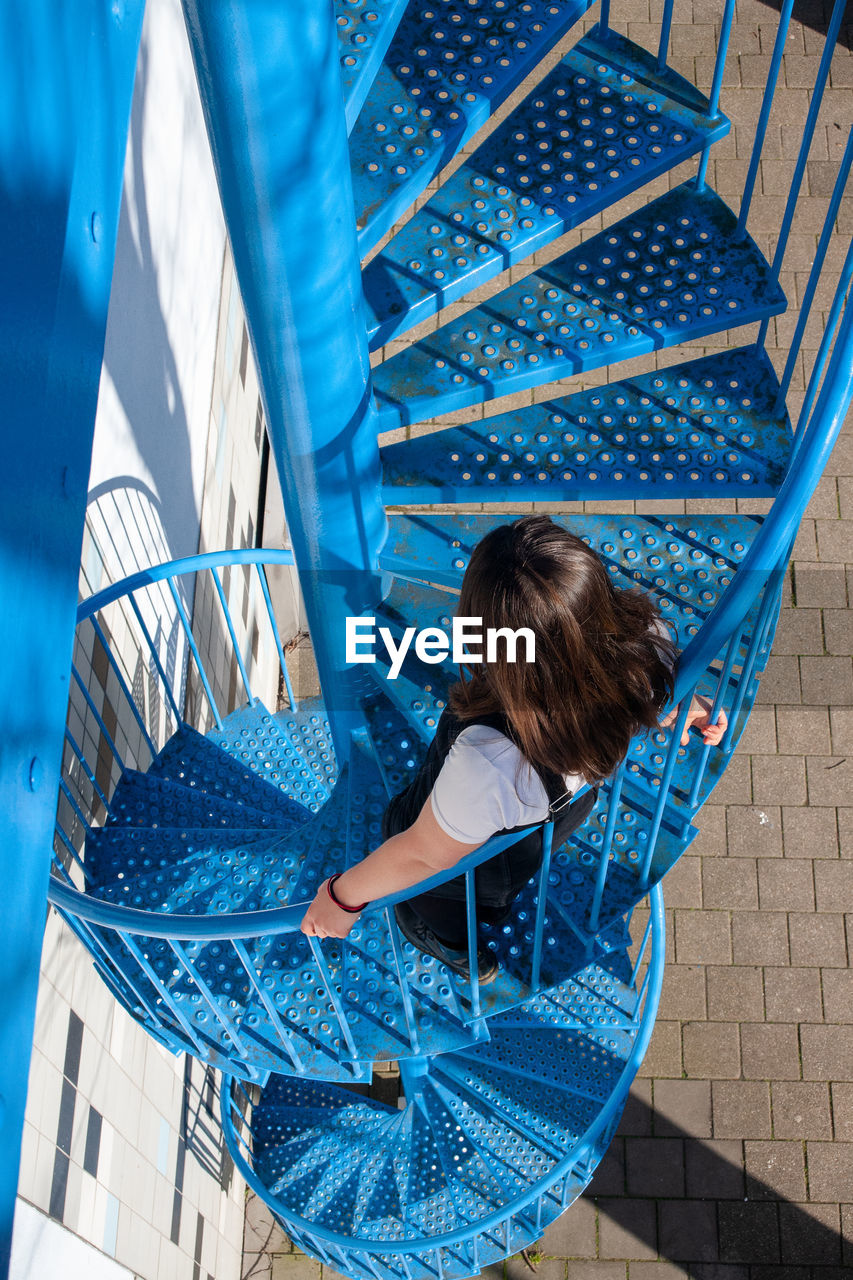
[385, 906, 421, 1054]
[530, 821, 555, 991]
[735, 0, 795, 236]
[775, 128, 853, 413]
[255, 563, 298, 711]
[231, 938, 305, 1071]
[686, 630, 741, 810]
[88, 615, 158, 757]
[211, 566, 255, 705]
[170, 939, 247, 1054]
[756, 0, 847, 347]
[598, 0, 611, 38]
[630, 909, 653, 987]
[167, 579, 223, 730]
[656, 0, 675, 71]
[791, 233, 853, 453]
[71, 663, 125, 775]
[306, 935, 363, 1069]
[64, 727, 111, 815]
[640, 695, 692, 888]
[464, 868, 482, 1023]
[695, 0, 737, 189]
[116, 930, 206, 1055]
[128, 592, 183, 725]
[588, 764, 625, 935]
[723, 568, 786, 753]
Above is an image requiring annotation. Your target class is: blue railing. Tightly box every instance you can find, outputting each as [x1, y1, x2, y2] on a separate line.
[218, 885, 665, 1277]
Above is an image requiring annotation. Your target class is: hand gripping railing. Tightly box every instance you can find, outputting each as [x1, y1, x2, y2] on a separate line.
[219, 885, 665, 1278]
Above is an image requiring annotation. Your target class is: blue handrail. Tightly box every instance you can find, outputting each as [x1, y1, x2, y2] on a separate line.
[219, 884, 665, 1257]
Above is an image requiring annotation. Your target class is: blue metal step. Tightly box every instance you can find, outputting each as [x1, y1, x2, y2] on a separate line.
[361, 687, 429, 797]
[351, 0, 595, 253]
[337, 0, 411, 134]
[245, 952, 642, 1261]
[104, 771, 301, 832]
[209, 703, 334, 813]
[274, 697, 340, 800]
[380, 344, 793, 501]
[363, 27, 729, 347]
[372, 181, 786, 430]
[148, 724, 311, 823]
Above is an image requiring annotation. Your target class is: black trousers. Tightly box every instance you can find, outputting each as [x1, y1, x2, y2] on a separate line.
[384, 786, 598, 950]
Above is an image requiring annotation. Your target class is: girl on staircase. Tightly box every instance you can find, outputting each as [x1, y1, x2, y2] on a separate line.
[301, 515, 726, 980]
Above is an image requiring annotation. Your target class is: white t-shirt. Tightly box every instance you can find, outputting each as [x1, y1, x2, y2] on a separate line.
[430, 723, 584, 845]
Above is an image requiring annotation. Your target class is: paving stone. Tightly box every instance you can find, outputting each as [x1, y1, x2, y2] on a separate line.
[740, 1023, 802, 1081]
[617, 1080, 652, 1137]
[763, 967, 822, 1023]
[710, 755, 753, 805]
[656, 1200, 719, 1264]
[726, 807, 783, 859]
[564, 1265, 624, 1280]
[702, 859, 759, 910]
[691, 804, 727, 857]
[539, 1193, 597, 1259]
[587, 1137, 624, 1197]
[744, 1139, 807, 1201]
[684, 1137, 745, 1200]
[775, 704, 831, 755]
[772, 1081, 833, 1140]
[840, 808, 853, 858]
[829, 705, 853, 753]
[596, 1199, 657, 1262]
[806, 755, 853, 807]
[778, 1202, 842, 1265]
[756, 656, 801, 704]
[793, 565, 848, 610]
[769, 609, 824, 656]
[718, 1201, 780, 1264]
[658, 855, 702, 909]
[505, 1259, 565, 1280]
[657, 964, 707, 1021]
[652, 1080, 711, 1140]
[732, 912, 790, 965]
[637, 1020, 682, 1079]
[712, 1081, 772, 1138]
[805, 1140, 853, 1203]
[800, 656, 853, 706]
[705, 965, 764, 1022]
[689, 1268, 748, 1280]
[751, 756, 807, 806]
[684, 1023, 741, 1080]
[823, 607, 853, 655]
[674, 912, 732, 965]
[788, 914, 848, 968]
[736, 704, 777, 754]
[814, 860, 853, 913]
[625, 1138, 684, 1198]
[801, 1025, 853, 1081]
[757, 858, 815, 910]
[782, 806, 839, 858]
[831, 1082, 853, 1142]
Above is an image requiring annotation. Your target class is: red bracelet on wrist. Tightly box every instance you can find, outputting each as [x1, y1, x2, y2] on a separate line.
[327, 874, 368, 914]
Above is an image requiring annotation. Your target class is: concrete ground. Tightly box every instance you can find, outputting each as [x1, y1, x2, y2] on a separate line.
[242, 0, 853, 1276]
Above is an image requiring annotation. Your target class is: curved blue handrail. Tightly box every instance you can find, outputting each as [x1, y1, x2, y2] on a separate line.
[75, 545, 296, 622]
[219, 883, 665, 1256]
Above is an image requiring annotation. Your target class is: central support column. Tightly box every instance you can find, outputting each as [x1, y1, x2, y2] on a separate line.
[181, 0, 386, 758]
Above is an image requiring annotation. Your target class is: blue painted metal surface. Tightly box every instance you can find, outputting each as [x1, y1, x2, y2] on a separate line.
[0, 0, 144, 1263]
[350, 0, 596, 252]
[337, 0, 412, 133]
[220, 887, 664, 1279]
[372, 182, 787, 430]
[381, 345, 792, 502]
[180, 0, 385, 759]
[363, 27, 730, 348]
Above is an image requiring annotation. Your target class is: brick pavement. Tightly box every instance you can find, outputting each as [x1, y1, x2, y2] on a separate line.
[242, 1, 853, 1276]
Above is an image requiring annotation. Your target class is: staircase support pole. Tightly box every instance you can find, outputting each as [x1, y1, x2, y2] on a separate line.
[0, 1, 144, 1268]
[180, 0, 386, 759]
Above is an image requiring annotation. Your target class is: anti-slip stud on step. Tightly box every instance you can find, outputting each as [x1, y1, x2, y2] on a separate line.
[337, 0, 412, 133]
[351, 0, 596, 253]
[380, 344, 793, 502]
[372, 182, 786, 431]
[364, 27, 729, 347]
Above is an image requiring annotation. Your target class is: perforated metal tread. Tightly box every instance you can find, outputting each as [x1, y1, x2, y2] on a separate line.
[104, 770, 296, 832]
[148, 724, 310, 823]
[246, 954, 639, 1251]
[361, 687, 430, 797]
[337, 0, 411, 132]
[363, 27, 729, 347]
[209, 704, 334, 813]
[274, 697, 340, 799]
[372, 181, 786, 430]
[351, 0, 595, 252]
[381, 344, 793, 501]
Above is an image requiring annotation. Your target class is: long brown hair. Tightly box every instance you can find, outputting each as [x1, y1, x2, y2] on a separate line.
[449, 516, 676, 782]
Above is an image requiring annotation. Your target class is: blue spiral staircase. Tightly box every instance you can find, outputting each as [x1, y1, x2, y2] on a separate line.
[10, 0, 853, 1277]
